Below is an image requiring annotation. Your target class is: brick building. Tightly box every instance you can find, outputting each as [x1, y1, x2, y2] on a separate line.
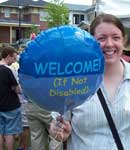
[0, 0, 95, 44]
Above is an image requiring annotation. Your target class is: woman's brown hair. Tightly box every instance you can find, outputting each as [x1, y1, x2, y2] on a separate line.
[90, 14, 125, 38]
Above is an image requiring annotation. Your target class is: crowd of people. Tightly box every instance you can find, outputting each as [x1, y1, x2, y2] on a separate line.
[0, 13, 130, 150]
[0, 46, 62, 150]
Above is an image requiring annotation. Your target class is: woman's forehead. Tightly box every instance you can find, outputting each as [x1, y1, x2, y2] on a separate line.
[94, 22, 123, 36]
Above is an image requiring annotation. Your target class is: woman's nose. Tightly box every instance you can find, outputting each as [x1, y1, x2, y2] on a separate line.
[105, 37, 113, 46]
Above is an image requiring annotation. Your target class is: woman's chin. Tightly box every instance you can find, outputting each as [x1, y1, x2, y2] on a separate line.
[105, 58, 117, 65]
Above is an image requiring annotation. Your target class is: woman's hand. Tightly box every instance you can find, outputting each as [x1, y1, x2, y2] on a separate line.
[49, 118, 72, 142]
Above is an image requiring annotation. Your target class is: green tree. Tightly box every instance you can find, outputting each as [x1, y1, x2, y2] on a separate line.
[24, 24, 40, 38]
[45, 0, 69, 28]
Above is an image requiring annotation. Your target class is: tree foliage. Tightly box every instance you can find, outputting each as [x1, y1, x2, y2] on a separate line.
[24, 24, 40, 38]
[45, 0, 69, 28]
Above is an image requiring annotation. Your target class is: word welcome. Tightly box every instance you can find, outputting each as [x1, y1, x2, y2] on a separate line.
[34, 59, 101, 76]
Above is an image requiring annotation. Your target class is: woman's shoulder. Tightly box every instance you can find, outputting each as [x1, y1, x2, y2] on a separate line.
[122, 59, 130, 78]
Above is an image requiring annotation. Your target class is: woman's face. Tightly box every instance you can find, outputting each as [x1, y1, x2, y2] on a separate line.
[94, 22, 124, 65]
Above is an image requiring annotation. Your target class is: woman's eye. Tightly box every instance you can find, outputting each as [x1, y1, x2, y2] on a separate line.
[97, 37, 105, 42]
[113, 36, 120, 41]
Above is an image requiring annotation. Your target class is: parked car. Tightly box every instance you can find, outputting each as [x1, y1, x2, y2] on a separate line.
[11, 38, 30, 50]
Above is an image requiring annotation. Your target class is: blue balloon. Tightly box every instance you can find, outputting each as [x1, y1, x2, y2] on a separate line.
[19, 25, 104, 114]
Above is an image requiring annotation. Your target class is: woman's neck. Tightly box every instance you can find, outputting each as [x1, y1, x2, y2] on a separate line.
[104, 60, 124, 78]
[104, 60, 124, 100]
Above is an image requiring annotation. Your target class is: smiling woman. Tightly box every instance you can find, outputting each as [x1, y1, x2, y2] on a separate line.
[49, 14, 130, 150]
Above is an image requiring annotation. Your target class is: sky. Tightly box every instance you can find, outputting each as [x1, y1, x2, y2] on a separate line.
[0, 0, 7, 2]
[1, 0, 130, 16]
[0, 0, 92, 5]
[97, 0, 130, 16]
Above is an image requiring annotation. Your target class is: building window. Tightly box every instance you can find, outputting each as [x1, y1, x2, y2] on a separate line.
[0, 8, 4, 13]
[4, 8, 10, 18]
[73, 14, 84, 25]
[39, 11, 48, 21]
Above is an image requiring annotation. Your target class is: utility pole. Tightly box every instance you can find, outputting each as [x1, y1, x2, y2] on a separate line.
[18, 0, 22, 49]
[95, 0, 100, 17]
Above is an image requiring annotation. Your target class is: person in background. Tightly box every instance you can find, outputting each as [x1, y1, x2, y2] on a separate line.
[30, 32, 36, 40]
[26, 101, 63, 150]
[10, 57, 31, 150]
[0, 46, 22, 150]
[49, 14, 130, 150]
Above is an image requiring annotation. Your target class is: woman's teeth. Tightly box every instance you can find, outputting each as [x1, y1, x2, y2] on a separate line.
[104, 51, 115, 55]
